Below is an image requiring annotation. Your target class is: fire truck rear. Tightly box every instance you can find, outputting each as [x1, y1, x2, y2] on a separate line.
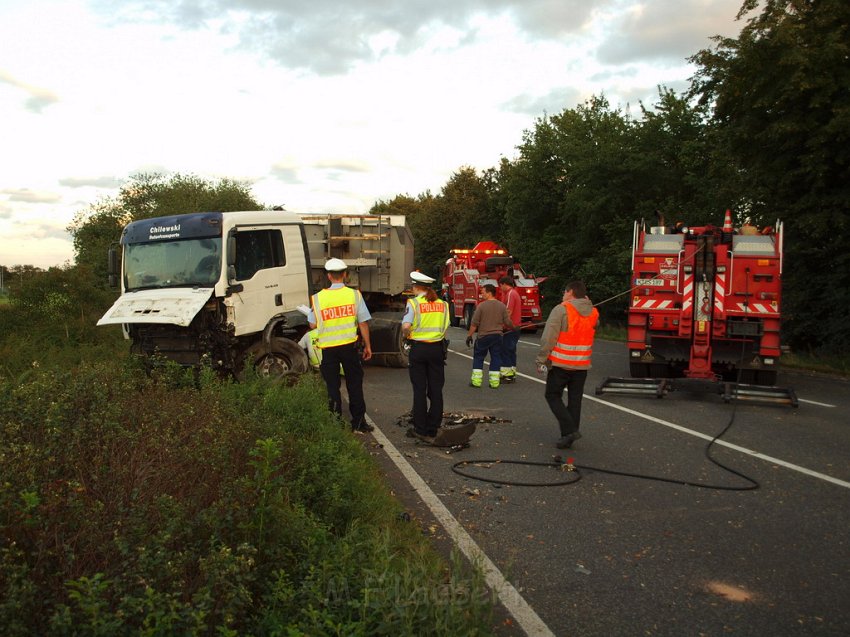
[626, 213, 784, 386]
[441, 241, 543, 329]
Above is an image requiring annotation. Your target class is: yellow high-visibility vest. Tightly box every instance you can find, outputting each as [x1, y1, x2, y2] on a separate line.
[408, 296, 450, 342]
[312, 287, 360, 348]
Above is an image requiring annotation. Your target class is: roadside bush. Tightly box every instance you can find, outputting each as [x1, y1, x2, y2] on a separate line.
[0, 362, 493, 635]
[0, 264, 123, 382]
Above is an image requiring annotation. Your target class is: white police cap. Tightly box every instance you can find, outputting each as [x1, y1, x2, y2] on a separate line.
[410, 271, 435, 285]
[324, 258, 348, 272]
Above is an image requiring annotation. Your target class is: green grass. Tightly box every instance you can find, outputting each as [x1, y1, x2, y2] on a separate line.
[780, 351, 850, 377]
[596, 323, 627, 342]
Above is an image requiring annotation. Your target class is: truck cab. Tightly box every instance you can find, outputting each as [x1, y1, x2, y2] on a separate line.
[98, 211, 312, 376]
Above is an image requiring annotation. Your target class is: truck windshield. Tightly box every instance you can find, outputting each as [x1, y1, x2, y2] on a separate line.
[124, 237, 222, 290]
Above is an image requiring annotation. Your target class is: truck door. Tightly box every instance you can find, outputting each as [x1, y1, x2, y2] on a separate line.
[227, 224, 309, 337]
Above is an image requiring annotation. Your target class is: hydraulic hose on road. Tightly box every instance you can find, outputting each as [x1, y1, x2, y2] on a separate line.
[452, 322, 760, 491]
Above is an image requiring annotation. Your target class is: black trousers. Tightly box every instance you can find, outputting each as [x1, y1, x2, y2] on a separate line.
[408, 340, 445, 436]
[544, 366, 588, 437]
[320, 342, 366, 428]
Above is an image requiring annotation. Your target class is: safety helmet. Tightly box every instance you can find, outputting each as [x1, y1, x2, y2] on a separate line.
[410, 271, 435, 285]
[324, 258, 348, 272]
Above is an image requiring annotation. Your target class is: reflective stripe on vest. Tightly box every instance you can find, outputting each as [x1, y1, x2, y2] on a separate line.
[312, 287, 360, 348]
[548, 303, 598, 368]
[409, 296, 450, 342]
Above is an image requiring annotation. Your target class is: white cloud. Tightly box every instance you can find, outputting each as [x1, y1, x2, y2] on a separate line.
[597, 0, 744, 65]
[101, 0, 606, 75]
[0, 69, 60, 113]
[0, 0, 744, 268]
[59, 176, 125, 189]
[0, 188, 62, 204]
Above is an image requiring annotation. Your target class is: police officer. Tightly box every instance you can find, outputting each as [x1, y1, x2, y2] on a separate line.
[308, 258, 373, 433]
[402, 271, 451, 442]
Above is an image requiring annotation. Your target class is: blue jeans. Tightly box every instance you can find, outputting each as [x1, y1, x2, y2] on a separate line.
[501, 330, 520, 368]
[472, 333, 503, 371]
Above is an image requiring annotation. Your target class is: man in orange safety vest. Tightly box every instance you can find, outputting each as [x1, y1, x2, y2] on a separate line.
[535, 280, 598, 449]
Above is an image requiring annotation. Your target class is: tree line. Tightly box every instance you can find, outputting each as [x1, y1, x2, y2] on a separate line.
[372, 0, 849, 355]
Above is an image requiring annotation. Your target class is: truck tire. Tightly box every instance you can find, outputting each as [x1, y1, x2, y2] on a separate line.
[367, 317, 409, 368]
[239, 337, 309, 380]
[464, 304, 475, 328]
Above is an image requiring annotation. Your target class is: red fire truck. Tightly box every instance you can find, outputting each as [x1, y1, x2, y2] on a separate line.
[441, 241, 544, 329]
[597, 211, 795, 405]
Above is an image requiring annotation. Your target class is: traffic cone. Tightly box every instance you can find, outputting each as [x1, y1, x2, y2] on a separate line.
[722, 209, 733, 232]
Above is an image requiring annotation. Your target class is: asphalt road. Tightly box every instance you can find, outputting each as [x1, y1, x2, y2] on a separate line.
[359, 326, 850, 636]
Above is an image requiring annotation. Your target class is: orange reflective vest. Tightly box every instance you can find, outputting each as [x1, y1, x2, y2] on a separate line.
[548, 303, 598, 369]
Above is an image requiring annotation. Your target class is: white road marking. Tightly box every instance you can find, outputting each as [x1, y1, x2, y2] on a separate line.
[448, 349, 850, 490]
[366, 415, 556, 637]
[797, 398, 836, 408]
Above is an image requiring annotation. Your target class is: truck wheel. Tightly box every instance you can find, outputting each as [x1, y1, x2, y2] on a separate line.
[239, 337, 309, 380]
[366, 317, 409, 368]
[464, 304, 475, 328]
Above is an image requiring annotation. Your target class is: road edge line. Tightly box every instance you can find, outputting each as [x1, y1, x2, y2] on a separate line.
[366, 415, 556, 637]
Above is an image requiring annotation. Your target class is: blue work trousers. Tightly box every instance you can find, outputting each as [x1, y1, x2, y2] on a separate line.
[501, 329, 520, 368]
[472, 333, 503, 371]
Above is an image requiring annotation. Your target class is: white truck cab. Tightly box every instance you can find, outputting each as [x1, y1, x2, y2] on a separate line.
[99, 210, 313, 376]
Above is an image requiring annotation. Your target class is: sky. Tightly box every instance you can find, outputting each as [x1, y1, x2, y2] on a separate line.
[0, 0, 748, 270]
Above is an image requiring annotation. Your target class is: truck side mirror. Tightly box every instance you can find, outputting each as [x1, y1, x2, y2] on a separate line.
[107, 244, 119, 288]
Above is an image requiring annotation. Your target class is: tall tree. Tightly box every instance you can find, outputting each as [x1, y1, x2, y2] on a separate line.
[689, 0, 850, 353]
[69, 173, 262, 281]
[498, 96, 640, 316]
[634, 88, 742, 224]
[441, 166, 503, 248]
